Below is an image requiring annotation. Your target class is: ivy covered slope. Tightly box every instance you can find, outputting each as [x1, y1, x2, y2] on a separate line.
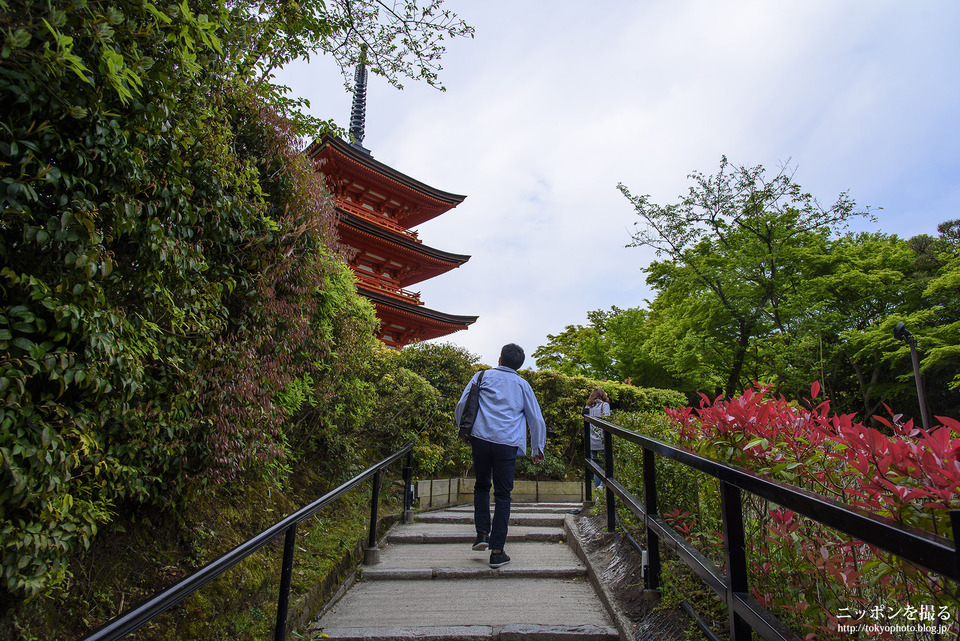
[0, 0, 375, 604]
[0, 0, 474, 620]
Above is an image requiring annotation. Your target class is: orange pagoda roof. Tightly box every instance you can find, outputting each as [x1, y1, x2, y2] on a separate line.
[361, 289, 477, 349]
[307, 134, 467, 228]
[308, 134, 478, 348]
[307, 58, 476, 349]
[337, 210, 470, 288]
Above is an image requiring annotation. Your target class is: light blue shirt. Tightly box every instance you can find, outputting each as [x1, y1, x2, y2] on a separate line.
[455, 366, 547, 457]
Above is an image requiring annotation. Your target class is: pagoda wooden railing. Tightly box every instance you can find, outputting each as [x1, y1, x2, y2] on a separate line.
[355, 273, 424, 305]
[337, 200, 421, 242]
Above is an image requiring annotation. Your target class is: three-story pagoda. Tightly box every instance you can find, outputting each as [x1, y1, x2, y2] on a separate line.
[307, 59, 477, 348]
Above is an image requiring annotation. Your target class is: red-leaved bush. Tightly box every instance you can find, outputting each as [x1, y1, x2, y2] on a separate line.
[663, 383, 960, 639]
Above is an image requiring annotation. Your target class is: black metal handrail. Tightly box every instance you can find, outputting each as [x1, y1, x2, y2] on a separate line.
[582, 416, 960, 641]
[82, 443, 414, 641]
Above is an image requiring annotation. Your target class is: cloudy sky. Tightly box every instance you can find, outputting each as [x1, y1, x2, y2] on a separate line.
[277, 0, 960, 367]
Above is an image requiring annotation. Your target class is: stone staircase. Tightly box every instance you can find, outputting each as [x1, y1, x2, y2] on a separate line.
[311, 502, 623, 640]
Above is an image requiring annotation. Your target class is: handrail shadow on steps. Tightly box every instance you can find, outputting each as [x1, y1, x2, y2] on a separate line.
[582, 415, 960, 641]
[82, 443, 414, 641]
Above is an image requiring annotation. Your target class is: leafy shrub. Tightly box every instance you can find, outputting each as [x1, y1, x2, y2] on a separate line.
[516, 450, 567, 480]
[381, 354, 685, 481]
[615, 383, 960, 639]
[613, 412, 708, 529]
[395, 342, 479, 477]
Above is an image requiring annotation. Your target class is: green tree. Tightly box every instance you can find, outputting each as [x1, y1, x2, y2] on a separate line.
[534, 307, 687, 390]
[618, 157, 870, 397]
[871, 220, 960, 418]
[799, 233, 917, 416]
[534, 321, 605, 377]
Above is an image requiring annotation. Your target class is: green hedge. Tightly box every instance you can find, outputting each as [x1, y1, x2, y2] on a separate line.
[519, 370, 686, 477]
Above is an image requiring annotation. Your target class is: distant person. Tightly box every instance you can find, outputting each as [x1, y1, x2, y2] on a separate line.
[455, 343, 546, 568]
[584, 388, 611, 488]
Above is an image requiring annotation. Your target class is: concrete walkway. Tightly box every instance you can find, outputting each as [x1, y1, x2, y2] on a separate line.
[310, 503, 623, 641]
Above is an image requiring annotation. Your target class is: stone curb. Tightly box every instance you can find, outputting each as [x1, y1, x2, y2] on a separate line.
[563, 514, 635, 641]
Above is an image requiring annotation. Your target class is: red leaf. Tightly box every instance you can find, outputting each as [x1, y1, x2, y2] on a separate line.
[810, 380, 820, 400]
[936, 415, 960, 431]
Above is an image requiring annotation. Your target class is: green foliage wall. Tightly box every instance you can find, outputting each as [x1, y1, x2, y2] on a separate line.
[0, 0, 474, 634]
[0, 0, 385, 601]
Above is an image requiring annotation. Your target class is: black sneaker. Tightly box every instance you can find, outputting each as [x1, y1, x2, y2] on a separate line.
[489, 550, 510, 568]
[472, 532, 489, 551]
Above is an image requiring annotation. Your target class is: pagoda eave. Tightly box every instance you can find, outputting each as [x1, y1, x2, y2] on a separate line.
[338, 211, 469, 287]
[359, 287, 477, 348]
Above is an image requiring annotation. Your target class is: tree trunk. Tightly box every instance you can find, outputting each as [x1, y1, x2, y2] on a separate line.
[724, 327, 752, 398]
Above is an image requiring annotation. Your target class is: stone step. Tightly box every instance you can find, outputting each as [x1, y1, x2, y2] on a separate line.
[361, 566, 587, 581]
[511, 502, 582, 508]
[446, 504, 582, 514]
[415, 512, 566, 528]
[387, 523, 565, 545]
[313, 578, 617, 639]
[315, 624, 619, 640]
[310, 505, 621, 641]
[377, 540, 580, 568]
[363, 541, 586, 581]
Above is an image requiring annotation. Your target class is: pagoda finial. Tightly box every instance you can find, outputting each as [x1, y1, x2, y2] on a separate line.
[349, 45, 370, 154]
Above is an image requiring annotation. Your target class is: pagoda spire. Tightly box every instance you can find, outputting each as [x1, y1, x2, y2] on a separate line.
[349, 45, 371, 155]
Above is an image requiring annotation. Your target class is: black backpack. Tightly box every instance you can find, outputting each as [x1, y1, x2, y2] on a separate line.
[457, 370, 485, 443]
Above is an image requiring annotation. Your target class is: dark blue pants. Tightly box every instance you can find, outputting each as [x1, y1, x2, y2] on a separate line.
[590, 449, 604, 488]
[472, 438, 517, 552]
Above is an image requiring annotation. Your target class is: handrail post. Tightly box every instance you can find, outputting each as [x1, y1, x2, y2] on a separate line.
[952, 510, 960, 580]
[364, 470, 381, 565]
[642, 447, 661, 592]
[720, 481, 750, 640]
[604, 428, 616, 533]
[583, 418, 593, 505]
[403, 450, 414, 524]
[274, 524, 297, 641]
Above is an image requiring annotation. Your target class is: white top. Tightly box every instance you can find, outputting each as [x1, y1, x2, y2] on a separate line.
[587, 401, 611, 451]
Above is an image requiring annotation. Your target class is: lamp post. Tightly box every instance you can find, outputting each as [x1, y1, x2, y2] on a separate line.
[893, 322, 931, 431]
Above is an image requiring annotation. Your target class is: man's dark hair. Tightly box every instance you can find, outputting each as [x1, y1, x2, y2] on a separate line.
[500, 343, 525, 370]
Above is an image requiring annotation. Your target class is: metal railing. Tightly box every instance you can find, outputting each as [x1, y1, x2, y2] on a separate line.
[82, 443, 414, 641]
[582, 416, 960, 641]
